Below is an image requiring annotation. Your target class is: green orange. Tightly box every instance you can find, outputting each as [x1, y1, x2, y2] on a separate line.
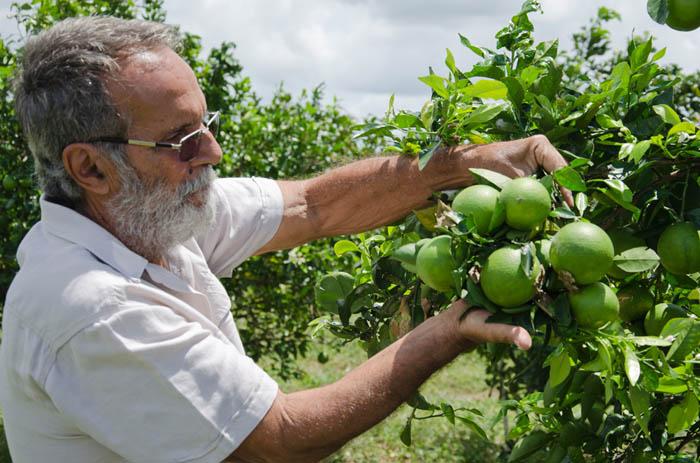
[657, 222, 700, 275]
[451, 184, 504, 235]
[550, 222, 614, 285]
[616, 285, 654, 322]
[499, 177, 552, 230]
[665, 0, 700, 31]
[416, 235, 456, 293]
[569, 282, 619, 329]
[480, 246, 541, 307]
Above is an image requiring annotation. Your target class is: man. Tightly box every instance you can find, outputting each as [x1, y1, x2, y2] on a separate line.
[0, 16, 571, 463]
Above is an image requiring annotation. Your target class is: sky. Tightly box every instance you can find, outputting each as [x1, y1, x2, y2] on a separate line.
[1, 0, 698, 119]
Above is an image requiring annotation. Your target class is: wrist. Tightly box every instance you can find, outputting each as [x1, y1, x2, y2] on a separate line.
[419, 145, 478, 193]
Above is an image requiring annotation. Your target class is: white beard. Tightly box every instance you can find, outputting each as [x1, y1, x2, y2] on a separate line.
[105, 163, 218, 263]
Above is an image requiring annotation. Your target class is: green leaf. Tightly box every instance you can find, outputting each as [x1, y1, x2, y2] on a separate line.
[503, 76, 525, 107]
[314, 271, 355, 314]
[418, 140, 441, 171]
[612, 246, 660, 272]
[440, 402, 456, 424]
[668, 121, 696, 137]
[519, 66, 542, 87]
[394, 113, 421, 129]
[465, 279, 500, 313]
[629, 385, 651, 435]
[653, 104, 681, 125]
[624, 347, 641, 386]
[550, 207, 577, 219]
[334, 240, 359, 256]
[667, 393, 699, 434]
[631, 336, 672, 347]
[656, 376, 688, 394]
[508, 431, 550, 462]
[400, 418, 412, 446]
[462, 102, 508, 127]
[575, 192, 589, 216]
[461, 79, 508, 100]
[647, 0, 669, 24]
[420, 100, 435, 130]
[553, 166, 587, 192]
[469, 168, 511, 189]
[407, 391, 434, 410]
[418, 74, 449, 99]
[597, 114, 624, 129]
[445, 48, 458, 76]
[596, 179, 639, 214]
[666, 320, 700, 362]
[547, 348, 571, 388]
[630, 38, 653, 71]
[631, 140, 651, 163]
[455, 415, 488, 440]
[458, 33, 485, 58]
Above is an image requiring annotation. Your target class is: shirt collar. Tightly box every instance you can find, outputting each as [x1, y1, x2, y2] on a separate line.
[40, 195, 149, 279]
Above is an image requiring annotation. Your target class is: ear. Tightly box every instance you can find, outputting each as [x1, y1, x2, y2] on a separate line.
[62, 143, 116, 196]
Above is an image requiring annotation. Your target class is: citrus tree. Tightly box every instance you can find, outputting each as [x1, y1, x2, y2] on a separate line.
[315, 2, 700, 461]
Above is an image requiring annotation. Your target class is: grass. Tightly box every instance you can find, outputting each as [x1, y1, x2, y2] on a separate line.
[267, 340, 506, 463]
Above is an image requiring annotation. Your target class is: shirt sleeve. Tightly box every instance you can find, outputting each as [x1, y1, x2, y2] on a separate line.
[44, 302, 279, 463]
[197, 177, 284, 278]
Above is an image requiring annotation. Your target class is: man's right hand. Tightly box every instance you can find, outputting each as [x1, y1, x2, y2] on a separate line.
[445, 299, 533, 351]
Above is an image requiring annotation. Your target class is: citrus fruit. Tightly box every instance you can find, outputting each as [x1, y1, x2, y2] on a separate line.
[644, 302, 687, 336]
[451, 184, 504, 235]
[480, 245, 541, 307]
[569, 282, 619, 329]
[606, 228, 646, 279]
[616, 285, 654, 322]
[415, 235, 456, 292]
[550, 222, 614, 285]
[499, 177, 552, 230]
[657, 222, 700, 275]
[666, 0, 700, 31]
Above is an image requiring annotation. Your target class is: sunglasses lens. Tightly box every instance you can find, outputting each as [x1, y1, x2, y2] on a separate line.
[179, 133, 201, 162]
[207, 113, 220, 136]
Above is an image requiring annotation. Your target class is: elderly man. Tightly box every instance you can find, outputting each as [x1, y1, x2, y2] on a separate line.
[0, 16, 570, 463]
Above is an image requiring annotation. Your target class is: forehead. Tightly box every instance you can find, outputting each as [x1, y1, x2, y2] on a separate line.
[106, 47, 206, 136]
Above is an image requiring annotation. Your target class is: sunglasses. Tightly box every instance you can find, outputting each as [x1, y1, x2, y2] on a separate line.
[89, 111, 220, 162]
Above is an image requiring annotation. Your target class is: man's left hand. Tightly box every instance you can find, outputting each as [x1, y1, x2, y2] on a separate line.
[453, 134, 574, 206]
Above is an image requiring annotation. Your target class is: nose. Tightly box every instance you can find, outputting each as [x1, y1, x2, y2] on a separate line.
[190, 130, 222, 168]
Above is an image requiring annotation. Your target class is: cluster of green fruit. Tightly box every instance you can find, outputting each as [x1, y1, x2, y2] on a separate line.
[392, 177, 700, 335]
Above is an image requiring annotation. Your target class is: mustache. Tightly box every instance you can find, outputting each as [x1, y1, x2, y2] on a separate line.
[176, 166, 217, 199]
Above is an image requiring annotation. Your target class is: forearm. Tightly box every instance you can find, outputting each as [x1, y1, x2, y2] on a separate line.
[232, 306, 471, 462]
[301, 146, 478, 237]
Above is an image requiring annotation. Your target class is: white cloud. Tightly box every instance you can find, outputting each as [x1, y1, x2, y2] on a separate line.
[2, 1, 699, 118]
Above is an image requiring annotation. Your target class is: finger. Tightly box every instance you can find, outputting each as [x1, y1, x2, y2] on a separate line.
[483, 322, 532, 350]
[553, 172, 575, 208]
[461, 309, 532, 350]
[533, 136, 575, 208]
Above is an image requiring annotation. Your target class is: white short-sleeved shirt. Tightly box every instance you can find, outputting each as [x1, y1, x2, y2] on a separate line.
[0, 177, 285, 463]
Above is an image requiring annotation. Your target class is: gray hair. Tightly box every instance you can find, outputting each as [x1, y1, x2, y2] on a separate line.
[13, 16, 182, 204]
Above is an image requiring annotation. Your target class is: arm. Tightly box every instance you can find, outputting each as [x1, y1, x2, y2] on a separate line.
[256, 135, 571, 254]
[228, 303, 531, 463]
